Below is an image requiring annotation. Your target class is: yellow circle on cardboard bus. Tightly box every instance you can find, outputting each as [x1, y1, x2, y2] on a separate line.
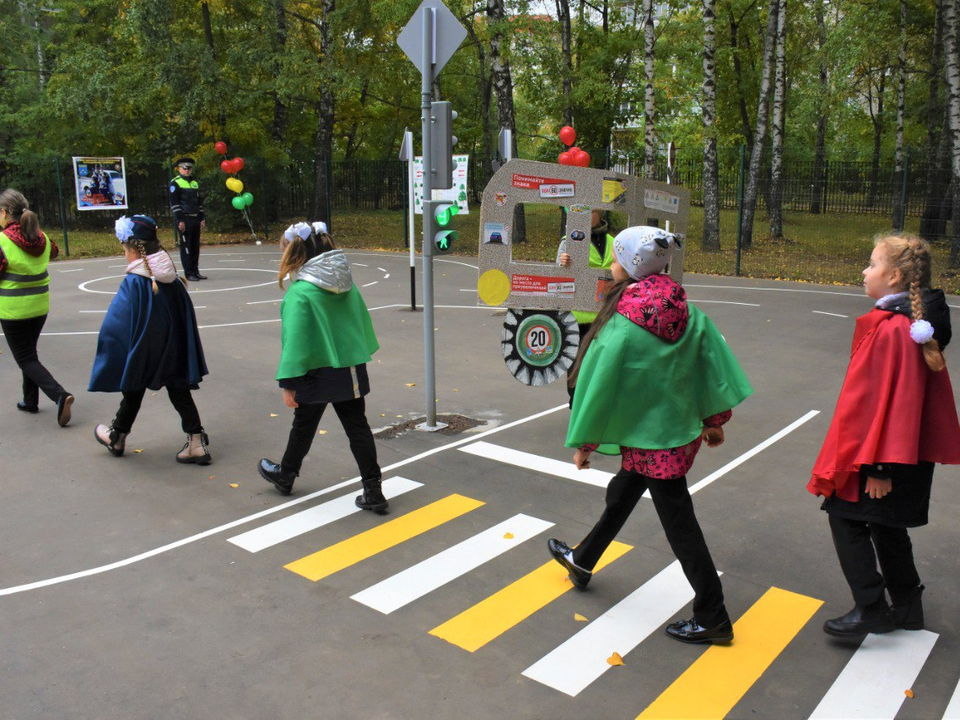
[477, 269, 511, 306]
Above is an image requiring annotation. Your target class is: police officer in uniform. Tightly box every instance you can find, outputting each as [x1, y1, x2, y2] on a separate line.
[169, 157, 207, 281]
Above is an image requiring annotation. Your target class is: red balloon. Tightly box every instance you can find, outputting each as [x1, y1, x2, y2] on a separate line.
[215, 141, 227, 155]
[233, 157, 245, 172]
[559, 126, 576, 147]
[558, 152, 572, 165]
[568, 146, 580, 156]
[220, 159, 232, 173]
[574, 150, 591, 167]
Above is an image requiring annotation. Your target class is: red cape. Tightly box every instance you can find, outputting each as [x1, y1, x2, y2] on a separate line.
[808, 309, 960, 501]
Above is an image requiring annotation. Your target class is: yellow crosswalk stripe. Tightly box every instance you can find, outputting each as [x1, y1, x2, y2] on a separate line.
[430, 541, 632, 652]
[638, 587, 822, 720]
[284, 494, 485, 582]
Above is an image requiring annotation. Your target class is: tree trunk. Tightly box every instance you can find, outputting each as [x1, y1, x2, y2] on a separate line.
[701, 0, 721, 250]
[465, 20, 494, 186]
[200, 2, 227, 139]
[867, 67, 886, 210]
[891, 0, 907, 229]
[729, 11, 755, 151]
[921, 0, 947, 241]
[944, 0, 960, 266]
[769, 0, 787, 238]
[556, 0, 573, 126]
[810, 0, 828, 214]
[643, 0, 656, 176]
[271, 0, 288, 145]
[489, 0, 525, 241]
[311, 0, 335, 226]
[739, 0, 779, 250]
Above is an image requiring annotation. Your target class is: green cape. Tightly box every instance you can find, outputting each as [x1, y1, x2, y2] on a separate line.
[566, 307, 752, 452]
[277, 281, 379, 380]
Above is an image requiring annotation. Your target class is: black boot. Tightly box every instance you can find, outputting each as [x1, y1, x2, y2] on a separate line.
[823, 601, 895, 638]
[355, 477, 388, 513]
[892, 585, 925, 630]
[258, 459, 296, 496]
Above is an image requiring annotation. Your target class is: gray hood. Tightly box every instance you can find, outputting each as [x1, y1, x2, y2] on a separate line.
[292, 249, 353, 293]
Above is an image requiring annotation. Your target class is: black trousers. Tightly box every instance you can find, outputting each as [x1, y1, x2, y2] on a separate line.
[1, 315, 67, 407]
[281, 396, 380, 481]
[572, 467, 729, 628]
[828, 514, 921, 607]
[112, 387, 203, 435]
[178, 216, 202, 276]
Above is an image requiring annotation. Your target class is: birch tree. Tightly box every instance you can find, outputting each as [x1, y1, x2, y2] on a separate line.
[556, 0, 573, 126]
[809, 0, 828, 214]
[891, 0, 907, 229]
[310, 0, 336, 225]
[769, 0, 787, 239]
[739, 0, 779, 250]
[643, 0, 656, 176]
[701, 0, 721, 249]
[921, 0, 947, 241]
[943, 0, 960, 266]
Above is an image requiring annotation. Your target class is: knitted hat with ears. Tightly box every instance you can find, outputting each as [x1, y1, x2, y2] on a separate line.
[612, 226, 682, 280]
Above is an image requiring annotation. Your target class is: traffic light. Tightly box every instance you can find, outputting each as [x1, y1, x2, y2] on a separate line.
[433, 202, 459, 253]
[430, 101, 457, 190]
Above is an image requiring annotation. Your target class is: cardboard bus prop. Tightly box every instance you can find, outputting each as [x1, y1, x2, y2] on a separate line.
[476, 159, 690, 386]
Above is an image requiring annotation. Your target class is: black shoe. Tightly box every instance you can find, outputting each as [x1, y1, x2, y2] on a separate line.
[891, 585, 925, 630]
[547, 538, 592, 589]
[57, 393, 74, 427]
[186, 274, 201, 282]
[823, 603, 895, 638]
[195, 273, 208, 280]
[258, 459, 296, 495]
[17, 401, 39, 413]
[665, 617, 734, 645]
[355, 477, 389, 513]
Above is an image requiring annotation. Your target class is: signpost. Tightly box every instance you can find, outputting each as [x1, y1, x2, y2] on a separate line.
[399, 128, 416, 311]
[398, 0, 467, 431]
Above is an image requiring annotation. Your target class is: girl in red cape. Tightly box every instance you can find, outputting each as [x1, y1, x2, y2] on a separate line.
[809, 235, 960, 638]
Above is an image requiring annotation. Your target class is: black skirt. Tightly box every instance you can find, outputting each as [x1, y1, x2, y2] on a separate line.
[822, 462, 934, 528]
[278, 364, 370, 405]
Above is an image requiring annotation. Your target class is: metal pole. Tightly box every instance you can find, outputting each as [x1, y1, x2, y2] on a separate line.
[735, 144, 746, 277]
[54, 157, 69, 256]
[406, 129, 417, 311]
[899, 148, 910, 232]
[421, 7, 439, 429]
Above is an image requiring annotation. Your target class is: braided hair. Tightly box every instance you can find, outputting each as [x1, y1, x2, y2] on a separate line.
[876, 234, 945, 371]
[125, 237, 163, 295]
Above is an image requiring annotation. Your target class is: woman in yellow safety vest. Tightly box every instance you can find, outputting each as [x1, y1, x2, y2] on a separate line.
[557, 209, 615, 404]
[0, 189, 74, 426]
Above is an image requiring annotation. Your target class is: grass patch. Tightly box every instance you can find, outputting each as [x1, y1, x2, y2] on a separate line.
[47, 205, 960, 294]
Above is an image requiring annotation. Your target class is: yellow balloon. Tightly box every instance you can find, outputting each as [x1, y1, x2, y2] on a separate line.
[225, 178, 244, 193]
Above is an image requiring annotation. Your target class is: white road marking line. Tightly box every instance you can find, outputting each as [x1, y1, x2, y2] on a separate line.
[685, 283, 865, 298]
[523, 561, 698, 696]
[353, 263, 368, 267]
[813, 310, 849, 318]
[362, 281, 378, 288]
[351, 514, 553, 614]
[218, 259, 247, 263]
[193, 306, 206, 309]
[809, 629, 938, 719]
[689, 299, 761, 307]
[79, 309, 107, 313]
[0, 403, 567, 597]
[459, 442, 611, 488]
[459, 288, 478, 292]
[58, 268, 83, 273]
[228, 477, 423, 553]
[246, 299, 281, 305]
[944, 677, 960, 718]
[377, 267, 387, 272]
[383, 273, 390, 279]
[436, 258, 479, 270]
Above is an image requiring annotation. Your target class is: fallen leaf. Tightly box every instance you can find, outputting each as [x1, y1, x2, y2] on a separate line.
[396, 415, 403, 418]
[208, 476, 215, 480]
[134, 449, 143, 454]
[607, 652, 624, 667]
[454, 388, 459, 392]
[229, 483, 239, 488]
[380, 413, 386, 417]
[503, 532, 514, 539]
[270, 413, 278, 417]
[406, 383, 416, 387]
[574, 613, 589, 622]
[905, 689, 915, 699]
[317, 430, 328, 435]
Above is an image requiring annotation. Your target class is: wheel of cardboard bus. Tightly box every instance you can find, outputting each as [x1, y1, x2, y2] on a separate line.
[501, 309, 580, 386]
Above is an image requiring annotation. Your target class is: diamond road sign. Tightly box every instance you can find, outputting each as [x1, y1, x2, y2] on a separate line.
[397, 0, 467, 77]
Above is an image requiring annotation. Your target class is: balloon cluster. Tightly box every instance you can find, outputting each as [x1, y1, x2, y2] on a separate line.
[215, 141, 254, 210]
[557, 126, 590, 167]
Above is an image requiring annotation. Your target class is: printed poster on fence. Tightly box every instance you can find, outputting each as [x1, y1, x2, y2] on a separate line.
[413, 154, 469, 215]
[73, 156, 128, 211]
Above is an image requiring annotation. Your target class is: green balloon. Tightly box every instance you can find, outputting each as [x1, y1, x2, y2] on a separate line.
[231, 195, 246, 210]
[242, 192, 254, 206]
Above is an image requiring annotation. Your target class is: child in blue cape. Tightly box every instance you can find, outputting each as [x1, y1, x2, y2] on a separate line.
[89, 215, 211, 464]
[548, 226, 752, 645]
[258, 222, 386, 512]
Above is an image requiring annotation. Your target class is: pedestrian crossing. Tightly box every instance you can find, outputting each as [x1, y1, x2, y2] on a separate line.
[225, 458, 956, 717]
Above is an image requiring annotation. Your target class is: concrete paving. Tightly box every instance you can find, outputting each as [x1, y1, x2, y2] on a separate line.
[1, 245, 959, 719]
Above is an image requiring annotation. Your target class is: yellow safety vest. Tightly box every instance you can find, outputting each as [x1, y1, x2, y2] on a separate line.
[0, 230, 52, 320]
[573, 233, 615, 325]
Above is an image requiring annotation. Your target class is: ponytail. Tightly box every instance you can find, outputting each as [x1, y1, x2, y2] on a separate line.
[278, 237, 309, 288]
[567, 277, 634, 387]
[0, 189, 42, 243]
[18, 209, 40, 244]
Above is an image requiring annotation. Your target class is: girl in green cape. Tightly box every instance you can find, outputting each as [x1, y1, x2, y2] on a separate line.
[258, 223, 386, 512]
[547, 226, 752, 645]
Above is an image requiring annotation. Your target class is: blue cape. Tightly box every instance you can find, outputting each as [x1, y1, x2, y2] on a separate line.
[89, 275, 207, 392]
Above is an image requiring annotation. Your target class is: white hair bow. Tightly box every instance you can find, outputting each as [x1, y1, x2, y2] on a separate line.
[283, 222, 313, 242]
[115, 216, 135, 243]
[312, 221, 328, 236]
